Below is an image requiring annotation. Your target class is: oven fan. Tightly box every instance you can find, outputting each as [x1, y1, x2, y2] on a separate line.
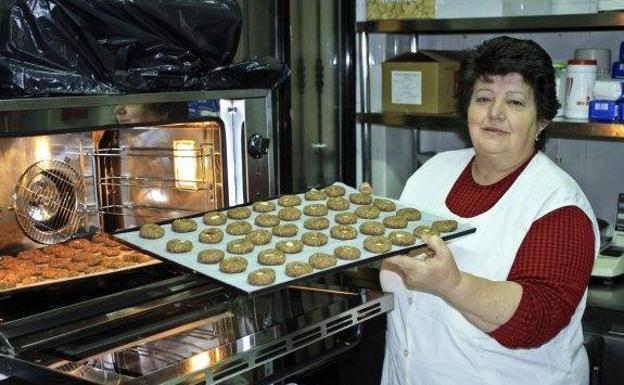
[13, 159, 85, 244]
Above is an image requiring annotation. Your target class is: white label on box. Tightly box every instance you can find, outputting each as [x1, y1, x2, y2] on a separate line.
[391, 70, 422, 105]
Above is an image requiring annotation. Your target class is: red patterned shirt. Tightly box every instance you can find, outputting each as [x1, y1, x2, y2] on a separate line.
[445, 153, 595, 348]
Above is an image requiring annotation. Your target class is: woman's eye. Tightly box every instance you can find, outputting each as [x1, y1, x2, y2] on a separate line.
[508, 100, 525, 107]
[475, 97, 490, 103]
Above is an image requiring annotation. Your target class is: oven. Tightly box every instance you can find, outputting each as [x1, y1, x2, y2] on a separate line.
[0, 89, 392, 384]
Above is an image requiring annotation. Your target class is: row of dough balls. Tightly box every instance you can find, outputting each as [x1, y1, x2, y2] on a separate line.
[156, 215, 458, 254]
[138, 205, 423, 240]
[217, 245, 361, 286]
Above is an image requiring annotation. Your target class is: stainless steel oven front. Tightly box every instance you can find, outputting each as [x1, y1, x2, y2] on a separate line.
[0, 89, 275, 250]
[0, 89, 393, 385]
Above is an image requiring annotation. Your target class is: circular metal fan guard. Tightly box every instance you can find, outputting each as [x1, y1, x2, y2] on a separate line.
[13, 159, 85, 244]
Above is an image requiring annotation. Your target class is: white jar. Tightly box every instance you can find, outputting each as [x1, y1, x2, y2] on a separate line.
[565, 59, 597, 119]
[553, 63, 567, 117]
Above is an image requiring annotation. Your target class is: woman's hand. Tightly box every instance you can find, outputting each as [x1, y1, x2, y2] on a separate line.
[359, 182, 373, 194]
[383, 233, 462, 297]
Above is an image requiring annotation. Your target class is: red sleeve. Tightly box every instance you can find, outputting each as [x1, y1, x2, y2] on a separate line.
[488, 206, 595, 349]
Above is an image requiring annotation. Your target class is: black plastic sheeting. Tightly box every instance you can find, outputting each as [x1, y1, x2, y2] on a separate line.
[0, 0, 289, 96]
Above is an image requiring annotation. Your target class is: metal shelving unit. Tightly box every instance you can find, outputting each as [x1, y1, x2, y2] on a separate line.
[356, 12, 624, 180]
[357, 12, 624, 34]
[357, 113, 624, 140]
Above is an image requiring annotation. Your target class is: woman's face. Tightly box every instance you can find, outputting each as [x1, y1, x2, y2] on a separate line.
[467, 73, 543, 161]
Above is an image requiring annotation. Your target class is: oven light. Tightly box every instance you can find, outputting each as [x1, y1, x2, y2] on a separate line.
[173, 140, 198, 191]
[190, 351, 211, 371]
[34, 137, 51, 161]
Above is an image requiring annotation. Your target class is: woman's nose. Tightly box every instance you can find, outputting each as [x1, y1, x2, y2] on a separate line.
[488, 99, 506, 120]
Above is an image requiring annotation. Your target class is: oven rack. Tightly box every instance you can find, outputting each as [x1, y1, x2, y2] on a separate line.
[94, 145, 221, 192]
[50, 286, 393, 385]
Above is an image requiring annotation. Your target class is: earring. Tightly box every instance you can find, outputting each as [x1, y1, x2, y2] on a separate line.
[535, 127, 544, 142]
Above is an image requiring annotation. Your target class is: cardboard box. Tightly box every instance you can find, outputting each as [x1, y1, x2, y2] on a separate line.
[382, 51, 461, 114]
[367, 0, 435, 20]
[367, 0, 504, 20]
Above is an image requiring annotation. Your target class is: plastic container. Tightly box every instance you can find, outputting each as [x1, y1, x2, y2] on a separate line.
[598, 0, 624, 11]
[593, 80, 624, 100]
[619, 101, 624, 122]
[503, 0, 551, 16]
[574, 48, 611, 79]
[613, 62, 624, 79]
[554, 63, 567, 117]
[589, 100, 619, 122]
[565, 59, 597, 119]
[551, 0, 597, 14]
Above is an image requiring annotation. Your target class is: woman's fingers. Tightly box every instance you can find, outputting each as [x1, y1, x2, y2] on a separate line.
[359, 182, 373, 194]
[419, 233, 449, 258]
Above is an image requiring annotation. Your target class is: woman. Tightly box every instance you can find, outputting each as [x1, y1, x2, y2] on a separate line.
[378, 36, 598, 385]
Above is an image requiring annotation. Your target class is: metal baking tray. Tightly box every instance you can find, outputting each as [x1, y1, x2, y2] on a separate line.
[0, 249, 161, 294]
[113, 183, 476, 295]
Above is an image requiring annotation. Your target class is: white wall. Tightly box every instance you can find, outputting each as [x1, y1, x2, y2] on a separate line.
[356, 3, 624, 233]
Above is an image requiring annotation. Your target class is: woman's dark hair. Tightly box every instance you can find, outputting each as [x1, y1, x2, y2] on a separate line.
[456, 36, 559, 123]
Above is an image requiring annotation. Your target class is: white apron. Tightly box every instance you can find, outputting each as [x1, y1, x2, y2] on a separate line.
[380, 149, 599, 385]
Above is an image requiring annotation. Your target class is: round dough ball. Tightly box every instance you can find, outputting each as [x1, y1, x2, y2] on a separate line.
[363, 236, 392, 254]
[257, 249, 286, 265]
[309, 252, 337, 269]
[203, 211, 227, 226]
[383, 215, 408, 229]
[172, 218, 198, 233]
[303, 204, 329, 217]
[247, 268, 276, 286]
[166, 239, 193, 253]
[226, 239, 255, 255]
[304, 189, 327, 201]
[397, 207, 421, 221]
[278, 195, 302, 207]
[272, 223, 299, 237]
[333, 246, 361, 260]
[245, 229, 273, 245]
[373, 198, 396, 212]
[330, 225, 358, 240]
[355, 205, 380, 219]
[334, 212, 358, 225]
[359, 221, 385, 235]
[227, 207, 251, 220]
[301, 231, 328, 247]
[139, 223, 165, 239]
[349, 192, 372, 205]
[255, 214, 280, 228]
[431, 220, 458, 233]
[323, 184, 346, 197]
[219, 256, 248, 273]
[278, 207, 302, 221]
[285, 261, 313, 277]
[304, 217, 330, 230]
[199, 228, 224, 244]
[226, 221, 253, 236]
[253, 201, 276, 213]
[413, 226, 440, 238]
[388, 231, 416, 246]
[276, 240, 304, 254]
[197, 249, 225, 264]
[327, 197, 350, 211]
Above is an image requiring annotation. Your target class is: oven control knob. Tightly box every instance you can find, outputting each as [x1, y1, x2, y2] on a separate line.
[248, 134, 270, 159]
